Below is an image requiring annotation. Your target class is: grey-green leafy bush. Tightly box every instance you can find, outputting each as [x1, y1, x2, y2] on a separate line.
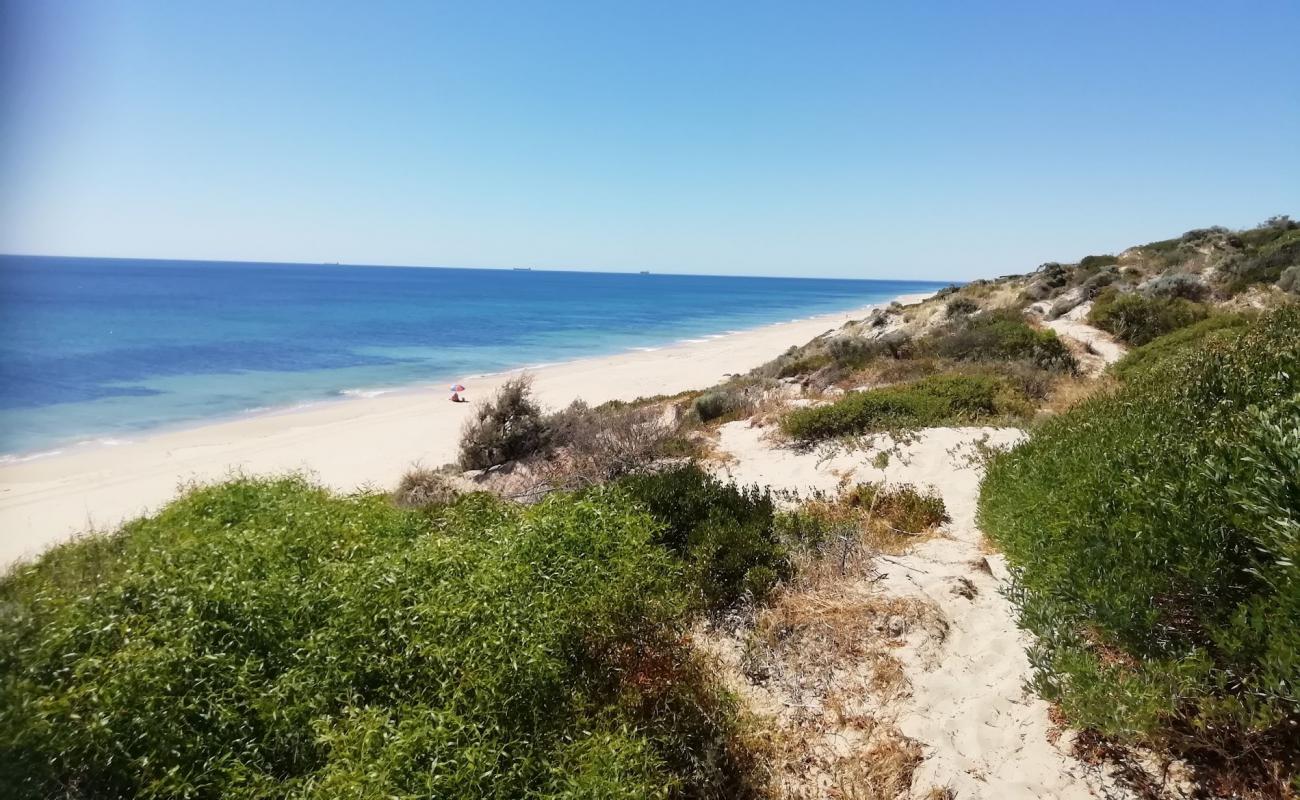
[693, 390, 746, 423]
[1278, 264, 1300, 295]
[0, 478, 757, 799]
[781, 373, 1027, 442]
[614, 464, 790, 607]
[978, 308, 1300, 784]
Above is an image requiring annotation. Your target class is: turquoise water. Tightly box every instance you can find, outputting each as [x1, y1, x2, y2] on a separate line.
[0, 256, 945, 456]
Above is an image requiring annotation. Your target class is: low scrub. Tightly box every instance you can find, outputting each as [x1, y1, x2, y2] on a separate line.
[978, 308, 1300, 788]
[780, 373, 1025, 442]
[1087, 288, 1209, 346]
[543, 399, 678, 487]
[1078, 254, 1119, 270]
[392, 466, 461, 508]
[0, 478, 757, 798]
[614, 464, 790, 607]
[693, 389, 747, 423]
[925, 309, 1077, 372]
[1109, 314, 1248, 382]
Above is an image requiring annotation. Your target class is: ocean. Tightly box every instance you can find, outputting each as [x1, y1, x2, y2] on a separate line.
[0, 255, 946, 457]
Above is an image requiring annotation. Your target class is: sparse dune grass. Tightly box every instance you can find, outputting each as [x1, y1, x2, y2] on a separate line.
[0, 477, 761, 799]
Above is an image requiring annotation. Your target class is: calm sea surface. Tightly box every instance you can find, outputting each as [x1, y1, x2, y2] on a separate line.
[0, 256, 946, 456]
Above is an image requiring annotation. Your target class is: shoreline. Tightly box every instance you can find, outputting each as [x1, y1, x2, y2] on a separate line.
[0, 291, 930, 568]
[0, 293, 933, 464]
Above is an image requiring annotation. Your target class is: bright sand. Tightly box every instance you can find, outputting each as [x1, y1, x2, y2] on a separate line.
[0, 293, 931, 568]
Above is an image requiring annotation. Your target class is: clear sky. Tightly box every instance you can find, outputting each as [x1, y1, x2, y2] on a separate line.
[1, 1, 1297, 280]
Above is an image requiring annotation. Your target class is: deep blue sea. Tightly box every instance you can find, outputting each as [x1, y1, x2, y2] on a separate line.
[0, 256, 946, 457]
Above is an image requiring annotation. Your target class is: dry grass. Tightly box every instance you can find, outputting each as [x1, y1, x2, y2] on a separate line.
[689, 482, 953, 800]
[1041, 372, 1116, 415]
[828, 733, 925, 800]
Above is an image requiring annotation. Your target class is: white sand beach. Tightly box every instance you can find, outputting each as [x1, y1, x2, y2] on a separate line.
[0, 293, 931, 568]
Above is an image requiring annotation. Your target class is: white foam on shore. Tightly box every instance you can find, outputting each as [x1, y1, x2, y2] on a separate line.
[0, 449, 66, 464]
[339, 387, 394, 399]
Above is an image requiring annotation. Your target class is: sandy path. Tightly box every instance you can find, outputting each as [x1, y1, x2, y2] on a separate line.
[1044, 312, 1127, 373]
[714, 422, 1129, 799]
[0, 294, 931, 569]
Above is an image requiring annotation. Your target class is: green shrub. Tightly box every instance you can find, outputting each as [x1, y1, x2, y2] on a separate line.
[0, 478, 755, 798]
[825, 335, 891, 369]
[780, 373, 1025, 442]
[978, 308, 1300, 774]
[694, 390, 745, 423]
[1087, 288, 1210, 346]
[774, 352, 831, 379]
[1109, 314, 1249, 381]
[458, 376, 551, 469]
[925, 310, 1077, 372]
[614, 464, 789, 607]
[1079, 254, 1119, 270]
[945, 296, 979, 316]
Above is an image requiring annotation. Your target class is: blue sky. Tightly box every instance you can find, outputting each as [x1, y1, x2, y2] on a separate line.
[2, 1, 1297, 280]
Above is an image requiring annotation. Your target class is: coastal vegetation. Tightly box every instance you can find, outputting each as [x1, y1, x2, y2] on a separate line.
[978, 307, 1300, 792]
[0, 478, 764, 799]
[780, 373, 1024, 442]
[1086, 289, 1209, 346]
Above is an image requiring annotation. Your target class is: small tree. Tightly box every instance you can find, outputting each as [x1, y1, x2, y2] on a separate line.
[458, 377, 550, 470]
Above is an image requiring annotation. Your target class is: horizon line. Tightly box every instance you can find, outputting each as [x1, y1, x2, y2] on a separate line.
[0, 252, 963, 285]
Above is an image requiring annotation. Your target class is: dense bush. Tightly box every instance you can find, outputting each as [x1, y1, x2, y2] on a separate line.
[1075, 267, 1118, 301]
[1141, 272, 1208, 301]
[0, 478, 764, 798]
[1078, 254, 1119, 270]
[693, 390, 745, 423]
[945, 296, 979, 316]
[458, 377, 551, 469]
[781, 373, 1024, 442]
[978, 309, 1300, 778]
[925, 310, 1077, 372]
[825, 335, 891, 369]
[1222, 225, 1300, 291]
[614, 464, 789, 607]
[1087, 288, 1209, 346]
[1109, 314, 1248, 382]
[542, 399, 681, 487]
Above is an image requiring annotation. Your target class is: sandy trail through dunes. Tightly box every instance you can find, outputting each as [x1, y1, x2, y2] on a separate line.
[713, 422, 1132, 798]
